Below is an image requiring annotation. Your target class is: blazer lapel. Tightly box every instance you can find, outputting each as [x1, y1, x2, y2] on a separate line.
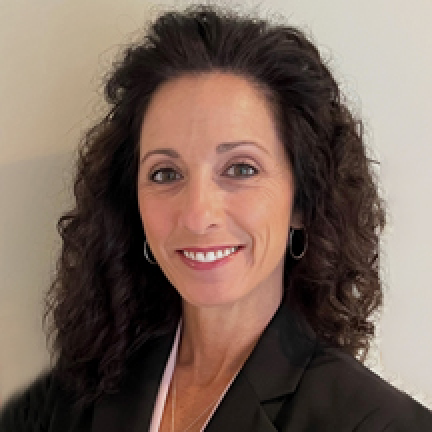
[244, 300, 316, 401]
[92, 331, 175, 432]
[205, 371, 279, 432]
[205, 301, 317, 431]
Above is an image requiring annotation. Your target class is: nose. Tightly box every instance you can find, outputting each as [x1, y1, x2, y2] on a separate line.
[177, 171, 223, 235]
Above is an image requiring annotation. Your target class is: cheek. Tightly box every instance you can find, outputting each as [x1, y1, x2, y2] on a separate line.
[138, 193, 172, 243]
[236, 181, 292, 223]
[232, 182, 293, 248]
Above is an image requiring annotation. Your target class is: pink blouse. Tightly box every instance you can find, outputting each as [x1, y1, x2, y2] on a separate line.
[148, 322, 181, 431]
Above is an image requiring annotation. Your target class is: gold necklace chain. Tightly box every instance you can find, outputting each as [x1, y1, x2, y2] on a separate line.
[171, 368, 241, 432]
[171, 372, 220, 432]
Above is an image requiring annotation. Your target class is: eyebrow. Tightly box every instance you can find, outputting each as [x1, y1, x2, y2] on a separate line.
[140, 140, 269, 164]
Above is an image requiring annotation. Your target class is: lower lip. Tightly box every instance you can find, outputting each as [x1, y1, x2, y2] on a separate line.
[177, 247, 243, 270]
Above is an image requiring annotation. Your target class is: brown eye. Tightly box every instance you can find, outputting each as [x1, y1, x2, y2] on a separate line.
[225, 163, 259, 178]
[150, 168, 181, 183]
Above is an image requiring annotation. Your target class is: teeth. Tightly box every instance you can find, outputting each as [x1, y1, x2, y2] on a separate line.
[182, 247, 238, 262]
[195, 252, 205, 261]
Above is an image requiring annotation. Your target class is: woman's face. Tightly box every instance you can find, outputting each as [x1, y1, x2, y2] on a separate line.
[138, 72, 300, 308]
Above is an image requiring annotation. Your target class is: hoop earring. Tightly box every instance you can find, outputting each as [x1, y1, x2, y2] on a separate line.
[144, 240, 157, 265]
[289, 227, 308, 260]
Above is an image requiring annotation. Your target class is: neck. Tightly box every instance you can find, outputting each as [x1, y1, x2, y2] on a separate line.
[177, 288, 283, 386]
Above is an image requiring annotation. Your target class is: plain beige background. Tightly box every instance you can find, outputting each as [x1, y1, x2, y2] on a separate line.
[1, 0, 431, 409]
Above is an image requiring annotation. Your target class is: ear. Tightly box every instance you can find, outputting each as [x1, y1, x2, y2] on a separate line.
[290, 210, 303, 229]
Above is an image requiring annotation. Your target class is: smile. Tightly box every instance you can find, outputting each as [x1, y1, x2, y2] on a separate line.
[182, 246, 240, 263]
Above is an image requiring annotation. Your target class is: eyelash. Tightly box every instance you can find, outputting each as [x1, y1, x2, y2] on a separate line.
[149, 162, 259, 184]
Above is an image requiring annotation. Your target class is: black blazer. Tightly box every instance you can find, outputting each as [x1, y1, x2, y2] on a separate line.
[1, 301, 432, 431]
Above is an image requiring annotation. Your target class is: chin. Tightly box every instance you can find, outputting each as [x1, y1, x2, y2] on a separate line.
[179, 286, 245, 309]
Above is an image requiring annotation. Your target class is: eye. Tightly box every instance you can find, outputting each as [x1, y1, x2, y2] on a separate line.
[225, 163, 259, 178]
[149, 167, 182, 183]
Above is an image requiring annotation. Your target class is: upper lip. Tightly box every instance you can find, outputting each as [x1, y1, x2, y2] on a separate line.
[177, 245, 243, 253]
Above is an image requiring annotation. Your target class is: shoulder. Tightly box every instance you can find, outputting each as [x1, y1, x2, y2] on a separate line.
[0, 372, 55, 431]
[0, 371, 91, 432]
[296, 342, 432, 430]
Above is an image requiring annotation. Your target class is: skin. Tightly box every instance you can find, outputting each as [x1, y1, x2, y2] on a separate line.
[137, 72, 302, 429]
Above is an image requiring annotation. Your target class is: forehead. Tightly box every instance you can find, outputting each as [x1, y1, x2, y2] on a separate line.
[139, 72, 283, 157]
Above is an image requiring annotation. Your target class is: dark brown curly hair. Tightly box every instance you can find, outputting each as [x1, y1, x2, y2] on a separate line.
[44, 4, 386, 406]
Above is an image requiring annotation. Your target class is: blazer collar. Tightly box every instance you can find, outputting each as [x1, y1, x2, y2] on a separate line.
[206, 301, 316, 431]
[92, 332, 174, 432]
[92, 300, 317, 432]
[242, 299, 316, 401]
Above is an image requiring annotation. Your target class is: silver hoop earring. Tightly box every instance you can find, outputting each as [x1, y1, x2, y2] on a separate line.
[144, 240, 157, 265]
[289, 227, 308, 260]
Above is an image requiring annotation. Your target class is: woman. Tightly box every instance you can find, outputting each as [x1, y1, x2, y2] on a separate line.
[1, 5, 431, 431]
